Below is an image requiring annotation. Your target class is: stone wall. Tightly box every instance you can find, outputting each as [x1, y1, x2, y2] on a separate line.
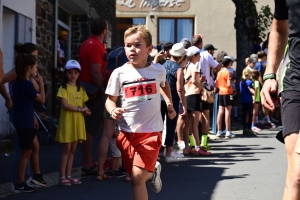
[36, 0, 54, 110]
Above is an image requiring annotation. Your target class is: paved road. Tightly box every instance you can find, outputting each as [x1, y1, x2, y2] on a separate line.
[0, 129, 286, 200]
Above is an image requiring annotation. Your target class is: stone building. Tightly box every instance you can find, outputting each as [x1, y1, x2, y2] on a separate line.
[0, 0, 116, 137]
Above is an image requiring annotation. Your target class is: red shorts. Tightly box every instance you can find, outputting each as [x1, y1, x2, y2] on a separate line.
[116, 131, 162, 174]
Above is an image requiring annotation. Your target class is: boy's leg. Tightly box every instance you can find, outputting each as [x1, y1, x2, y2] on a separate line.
[97, 119, 116, 177]
[191, 111, 201, 146]
[17, 149, 32, 184]
[217, 106, 225, 132]
[131, 166, 153, 200]
[225, 106, 232, 131]
[30, 135, 40, 175]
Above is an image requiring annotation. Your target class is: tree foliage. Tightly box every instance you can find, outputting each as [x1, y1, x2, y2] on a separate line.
[257, 5, 274, 39]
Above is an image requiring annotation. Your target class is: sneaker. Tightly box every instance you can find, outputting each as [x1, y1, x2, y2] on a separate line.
[26, 177, 40, 188]
[243, 129, 257, 137]
[193, 148, 211, 156]
[225, 133, 236, 138]
[163, 150, 184, 158]
[216, 132, 225, 137]
[105, 170, 126, 178]
[201, 145, 212, 150]
[177, 141, 185, 150]
[183, 148, 194, 155]
[15, 181, 35, 193]
[251, 126, 261, 132]
[148, 162, 162, 193]
[165, 157, 185, 163]
[11, 183, 21, 194]
[31, 174, 47, 187]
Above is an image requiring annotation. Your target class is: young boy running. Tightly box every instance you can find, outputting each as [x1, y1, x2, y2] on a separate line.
[105, 25, 176, 200]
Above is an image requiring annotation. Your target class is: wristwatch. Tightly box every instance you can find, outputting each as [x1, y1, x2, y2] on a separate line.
[77, 107, 81, 112]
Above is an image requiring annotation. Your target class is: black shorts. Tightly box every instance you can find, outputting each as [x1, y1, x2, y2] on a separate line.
[186, 94, 201, 112]
[17, 128, 37, 150]
[201, 101, 212, 111]
[219, 94, 233, 106]
[281, 90, 300, 138]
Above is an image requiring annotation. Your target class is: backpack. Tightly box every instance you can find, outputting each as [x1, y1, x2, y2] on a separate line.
[103, 46, 128, 88]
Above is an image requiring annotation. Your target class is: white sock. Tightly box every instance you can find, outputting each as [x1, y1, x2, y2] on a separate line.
[226, 131, 231, 135]
[217, 131, 222, 135]
[195, 146, 200, 150]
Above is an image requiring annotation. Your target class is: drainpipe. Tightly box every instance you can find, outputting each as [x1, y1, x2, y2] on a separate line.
[52, 0, 58, 116]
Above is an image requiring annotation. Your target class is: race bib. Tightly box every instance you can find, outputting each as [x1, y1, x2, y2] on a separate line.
[123, 79, 157, 102]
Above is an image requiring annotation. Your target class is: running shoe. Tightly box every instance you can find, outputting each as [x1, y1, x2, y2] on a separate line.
[243, 129, 257, 137]
[216, 132, 225, 138]
[251, 126, 261, 132]
[31, 174, 47, 187]
[225, 133, 237, 138]
[183, 148, 194, 155]
[14, 181, 35, 193]
[193, 148, 211, 156]
[163, 150, 184, 158]
[148, 162, 162, 193]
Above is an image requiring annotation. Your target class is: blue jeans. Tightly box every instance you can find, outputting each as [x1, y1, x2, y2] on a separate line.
[10, 110, 31, 183]
[161, 96, 180, 147]
[212, 93, 225, 134]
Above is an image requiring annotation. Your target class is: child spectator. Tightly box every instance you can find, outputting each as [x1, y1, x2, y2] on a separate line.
[12, 54, 45, 192]
[215, 56, 236, 138]
[251, 70, 262, 132]
[183, 46, 211, 154]
[105, 25, 176, 200]
[240, 68, 256, 136]
[254, 50, 267, 85]
[56, 60, 91, 186]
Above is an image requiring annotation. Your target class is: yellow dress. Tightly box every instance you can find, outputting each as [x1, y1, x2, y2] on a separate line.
[55, 84, 89, 143]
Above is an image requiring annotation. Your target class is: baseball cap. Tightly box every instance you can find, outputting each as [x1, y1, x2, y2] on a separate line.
[250, 53, 258, 60]
[248, 57, 257, 63]
[65, 60, 81, 71]
[180, 38, 192, 49]
[222, 56, 233, 66]
[59, 30, 68, 37]
[203, 44, 217, 51]
[186, 46, 201, 56]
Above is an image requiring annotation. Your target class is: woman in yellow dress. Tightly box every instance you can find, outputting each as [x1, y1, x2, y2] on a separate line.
[56, 60, 91, 186]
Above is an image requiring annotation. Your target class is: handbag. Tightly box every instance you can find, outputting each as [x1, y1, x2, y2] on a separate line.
[201, 84, 215, 103]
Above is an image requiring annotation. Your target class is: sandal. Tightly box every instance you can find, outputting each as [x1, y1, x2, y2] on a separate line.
[59, 176, 71, 186]
[96, 174, 110, 181]
[67, 176, 82, 185]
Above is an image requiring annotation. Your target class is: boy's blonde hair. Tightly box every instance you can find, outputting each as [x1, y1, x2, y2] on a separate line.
[124, 25, 152, 47]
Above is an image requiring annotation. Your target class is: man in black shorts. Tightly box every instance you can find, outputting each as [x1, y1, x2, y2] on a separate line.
[261, 1, 299, 199]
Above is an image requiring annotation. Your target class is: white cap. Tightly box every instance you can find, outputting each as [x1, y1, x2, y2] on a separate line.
[169, 43, 187, 57]
[186, 46, 201, 57]
[65, 60, 81, 71]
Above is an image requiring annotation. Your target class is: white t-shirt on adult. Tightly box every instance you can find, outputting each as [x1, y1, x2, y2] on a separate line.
[105, 63, 166, 133]
[197, 51, 219, 87]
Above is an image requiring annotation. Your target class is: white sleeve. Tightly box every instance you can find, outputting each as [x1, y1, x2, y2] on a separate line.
[105, 70, 121, 96]
[160, 68, 166, 87]
[208, 54, 219, 68]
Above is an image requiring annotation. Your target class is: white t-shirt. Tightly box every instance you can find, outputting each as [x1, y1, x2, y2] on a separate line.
[105, 63, 166, 133]
[57, 40, 64, 58]
[197, 51, 219, 87]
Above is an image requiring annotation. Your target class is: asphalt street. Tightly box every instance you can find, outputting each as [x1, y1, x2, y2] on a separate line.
[0, 128, 286, 200]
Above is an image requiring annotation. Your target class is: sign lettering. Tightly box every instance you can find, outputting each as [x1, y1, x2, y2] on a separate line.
[116, 0, 190, 12]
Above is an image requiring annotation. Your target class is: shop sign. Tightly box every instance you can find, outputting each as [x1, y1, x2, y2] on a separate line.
[116, 0, 190, 12]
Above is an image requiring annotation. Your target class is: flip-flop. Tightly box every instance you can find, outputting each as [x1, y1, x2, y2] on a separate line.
[96, 174, 110, 181]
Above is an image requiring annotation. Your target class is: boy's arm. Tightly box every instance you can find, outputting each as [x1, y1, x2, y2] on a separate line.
[176, 68, 187, 115]
[0, 67, 17, 111]
[106, 95, 125, 120]
[160, 81, 176, 120]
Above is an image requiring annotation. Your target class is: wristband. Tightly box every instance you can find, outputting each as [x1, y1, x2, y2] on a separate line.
[77, 107, 81, 112]
[110, 108, 117, 117]
[263, 73, 276, 82]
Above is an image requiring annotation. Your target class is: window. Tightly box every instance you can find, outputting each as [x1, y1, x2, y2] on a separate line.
[116, 18, 146, 46]
[158, 18, 194, 44]
[57, 7, 71, 61]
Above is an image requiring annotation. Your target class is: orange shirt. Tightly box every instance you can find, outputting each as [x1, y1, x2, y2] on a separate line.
[216, 68, 233, 95]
